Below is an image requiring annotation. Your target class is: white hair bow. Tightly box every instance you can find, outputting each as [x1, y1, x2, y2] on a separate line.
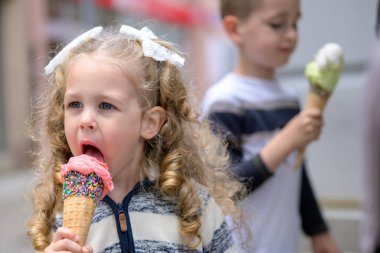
[44, 25, 185, 75]
[119, 25, 185, 67]
[44, 26, 103, 75]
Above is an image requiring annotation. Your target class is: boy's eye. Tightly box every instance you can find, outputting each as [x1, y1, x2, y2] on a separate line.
[68, 101, 82, 108]
[269, 23, 285, 30]
[99, 102, 114, 110]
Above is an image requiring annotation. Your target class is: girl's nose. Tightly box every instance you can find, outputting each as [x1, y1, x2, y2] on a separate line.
[79, 110, 97, 130]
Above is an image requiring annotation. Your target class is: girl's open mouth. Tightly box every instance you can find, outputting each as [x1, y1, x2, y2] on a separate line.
[82, 144, 104, 163]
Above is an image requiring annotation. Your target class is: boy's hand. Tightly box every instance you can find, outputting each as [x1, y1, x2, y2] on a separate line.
[260, 108, 323, 172]
[284, 108, 323, 149]
[44, 227, 93, 253]
[311, 232, 341, 253]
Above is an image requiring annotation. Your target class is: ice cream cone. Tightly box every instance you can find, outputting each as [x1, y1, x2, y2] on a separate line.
[293, 43, 344, 170]
[61, 154, 114, 246]
[304, 90, 330, 110]
[63, 196, 96, 246]
[293, 89, 330, 170]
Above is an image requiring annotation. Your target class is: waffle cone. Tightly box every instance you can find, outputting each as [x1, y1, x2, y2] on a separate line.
[305, 90, 330, 111]
[293, 87, 331, 170]
[63, 196, 96, 246]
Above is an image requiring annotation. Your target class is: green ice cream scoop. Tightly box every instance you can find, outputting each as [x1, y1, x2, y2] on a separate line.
[305, 43, 344, 94]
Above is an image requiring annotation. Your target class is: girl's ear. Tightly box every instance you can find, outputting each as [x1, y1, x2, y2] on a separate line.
[141, 106, 166, 140]
[223, 15, 243, 44]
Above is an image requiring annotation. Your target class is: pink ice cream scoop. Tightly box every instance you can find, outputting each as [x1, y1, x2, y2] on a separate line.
[61, 154, 114, 201]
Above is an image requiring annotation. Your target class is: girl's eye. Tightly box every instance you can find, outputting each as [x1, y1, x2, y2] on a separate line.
[99, 102, 114, 110]
[68, 101, 82, 108]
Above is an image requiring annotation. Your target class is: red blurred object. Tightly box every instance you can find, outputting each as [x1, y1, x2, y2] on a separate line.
[94, 0, 213, 26]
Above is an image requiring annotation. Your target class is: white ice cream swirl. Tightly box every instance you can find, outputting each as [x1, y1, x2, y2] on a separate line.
[315, 43, 344, 69]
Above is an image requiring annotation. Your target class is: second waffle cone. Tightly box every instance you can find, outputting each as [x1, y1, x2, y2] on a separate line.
[293, 90, 330, 170]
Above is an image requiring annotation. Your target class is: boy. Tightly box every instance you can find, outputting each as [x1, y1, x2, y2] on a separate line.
[202, 0, 341, 252]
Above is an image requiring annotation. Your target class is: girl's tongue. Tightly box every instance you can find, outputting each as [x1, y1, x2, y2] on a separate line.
[84, 145, 104, 163]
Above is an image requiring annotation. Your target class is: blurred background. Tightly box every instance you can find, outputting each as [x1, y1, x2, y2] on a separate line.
[0, 0, 377, 252]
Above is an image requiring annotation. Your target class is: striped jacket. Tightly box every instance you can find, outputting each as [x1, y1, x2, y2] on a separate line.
[55, 180, 238, 253]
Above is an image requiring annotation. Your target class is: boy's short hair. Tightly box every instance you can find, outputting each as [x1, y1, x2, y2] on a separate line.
[220, 0, 262, 20]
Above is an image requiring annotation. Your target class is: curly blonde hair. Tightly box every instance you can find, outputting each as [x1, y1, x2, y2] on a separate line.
[27, 26, 244, 250]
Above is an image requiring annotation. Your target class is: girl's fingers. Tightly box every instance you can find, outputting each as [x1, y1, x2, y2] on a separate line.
[53, 227, 80, 243]
[51, 238, 82, 252]
[82, 246, 93, 253]
[45, 227, 83, 253]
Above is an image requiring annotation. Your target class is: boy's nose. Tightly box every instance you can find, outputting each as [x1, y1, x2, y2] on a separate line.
[284, 27, 297, 42]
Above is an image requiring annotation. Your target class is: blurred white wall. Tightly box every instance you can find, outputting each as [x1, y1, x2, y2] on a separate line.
[291, 0, 376, 70]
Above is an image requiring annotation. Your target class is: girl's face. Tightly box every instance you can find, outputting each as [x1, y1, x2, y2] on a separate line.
[237, 0, 300, 77]
[64, 54, 146, 185]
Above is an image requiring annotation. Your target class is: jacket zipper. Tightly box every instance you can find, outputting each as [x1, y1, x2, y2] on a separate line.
[103, 196, 130, 253]
[116, 200, 130, 253]
[118, 202, 128, 232]
[104, 180, 152, 253]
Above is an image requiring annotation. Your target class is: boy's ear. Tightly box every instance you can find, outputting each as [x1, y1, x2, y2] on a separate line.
[223, 15, 242, 44]
[141, 106, 166, 140]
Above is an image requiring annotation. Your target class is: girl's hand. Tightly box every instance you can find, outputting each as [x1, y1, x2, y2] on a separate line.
[44, 227, 93, 253]
[283, 108, 323, 149]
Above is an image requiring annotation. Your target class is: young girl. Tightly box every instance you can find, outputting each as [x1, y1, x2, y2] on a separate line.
[27, 25, 243, 253]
